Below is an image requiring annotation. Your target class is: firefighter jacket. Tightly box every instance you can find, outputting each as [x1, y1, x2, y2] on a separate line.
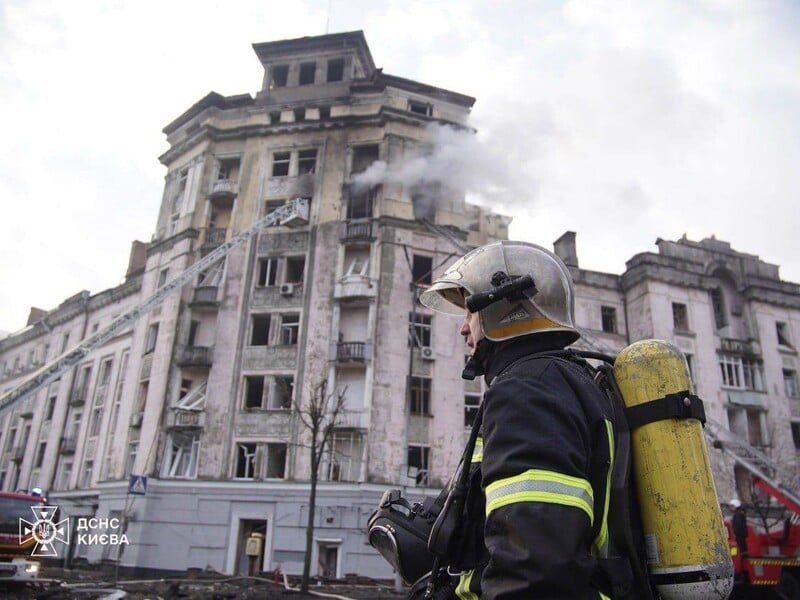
[454, 336, 615, 600]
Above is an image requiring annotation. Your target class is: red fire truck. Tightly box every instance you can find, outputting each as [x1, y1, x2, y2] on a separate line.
[0, 491, 46, 581]
[709, 420, 800, 599]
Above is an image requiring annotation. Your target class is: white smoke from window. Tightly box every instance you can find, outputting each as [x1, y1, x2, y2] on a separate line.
[351, 122, 531, 211]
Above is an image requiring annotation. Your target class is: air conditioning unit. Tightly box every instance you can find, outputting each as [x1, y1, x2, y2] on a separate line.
[279, 283, 295, 296]
[420, 346, 435, 360]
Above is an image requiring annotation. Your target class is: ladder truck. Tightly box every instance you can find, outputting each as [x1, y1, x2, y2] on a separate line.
[0, 198, 309, 420]
[706, 419, 800, 599]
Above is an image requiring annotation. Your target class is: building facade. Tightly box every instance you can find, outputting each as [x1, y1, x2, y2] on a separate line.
[1, 32, 799, 580]
[0, 31, 509, 577]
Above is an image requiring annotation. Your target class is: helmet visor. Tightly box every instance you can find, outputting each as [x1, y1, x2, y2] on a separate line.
[418, 281, 467, 315]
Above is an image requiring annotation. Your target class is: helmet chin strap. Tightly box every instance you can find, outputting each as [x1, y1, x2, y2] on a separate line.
[462, 338, 494, 380]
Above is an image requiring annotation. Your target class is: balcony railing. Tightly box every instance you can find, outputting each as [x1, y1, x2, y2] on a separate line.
[58, 437, 77, 455]
[209, 179, 238, 198]
[177, 346, 213, 368]
[719, 337, 759, 356]
[336, 409, 368, 429]
[190, 286, 220, 307]
[11, 446, 25, 463]
[167, 409, 206, 429]
[336, 342, 366, 362]
[334, 276, 376, 300]
[69, 389, 88, 406]
[340, 219, 374, 243]
[202, 228, 227, 250]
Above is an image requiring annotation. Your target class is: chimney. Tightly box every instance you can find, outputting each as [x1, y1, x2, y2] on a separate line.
[553, 231, 578, 268]
[126, 241, 147, 280]
[27, 307, 48, 326]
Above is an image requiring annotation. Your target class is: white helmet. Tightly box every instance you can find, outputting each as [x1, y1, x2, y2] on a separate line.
[729, 499, 741, 509]
[419, 240, 579, 344]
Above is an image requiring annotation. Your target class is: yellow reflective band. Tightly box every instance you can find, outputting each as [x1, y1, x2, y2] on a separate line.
[591, 419, 614, 558]
[456, 569, 479, 600]
[471, 437, 483, 464]
[485, 469, 594, 523]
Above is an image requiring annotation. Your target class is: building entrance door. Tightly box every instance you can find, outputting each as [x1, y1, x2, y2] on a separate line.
[235, 518, 267, 575]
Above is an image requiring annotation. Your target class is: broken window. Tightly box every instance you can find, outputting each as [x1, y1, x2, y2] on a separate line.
[408, 100, 432, 116]
[217, 157, 240, 181]
[792, 422, 800, 450]
[235, 443, 257, 479]
[319, 106, 331, 119]
[80, 460, 94, 488]
[410, 313, 432, 348]
[251, 315, 271, 346]
[465, 394, 480, 428]
[297, 149, 317, 174]
[719, 355, 765, 391]
[327, 58, 345, 82]
[74, 364, 92, 403]
[410, 183, 438, 221]
[272, 152, 291, 177]
[35, 442, 46, 469]
[265, 443, 287, 478]
[145, 323, 159, 354]
[672, 302, 689, 331]
[269, 110, 281, 124]
[264, 199, 285, 215]
[351, 145, 379, 175]
[409, 377, 431, 416]
[325, 433, 364, 482]
[407, 445, 430, 485]
[280, 314, 300, 346]
[685, 353, 696, 384]
[345, 253, 369, 277]
[294, 108, 306, 122]
[285, 256, 305, 284]
[784, 369, 799, 398]
[271, 64, 289, 88]
[601, 306, 617, 334]
[346, 185, 374, 219]
[258, 258, 279, 287]
[299, 62, 316, 85]
[244, 376, 266, 409]
[157, 268, 169, 289]
[412, 255, 433, 286]
[161, 432, 200, 479]
[777, 322, 793, 348]
[710, 287, 727, 330]
[271, 376, 294, 410]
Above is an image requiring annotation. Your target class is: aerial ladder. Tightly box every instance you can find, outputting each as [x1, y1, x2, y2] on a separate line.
[0, 198, 310, 418]
[705, 417, 800, 515]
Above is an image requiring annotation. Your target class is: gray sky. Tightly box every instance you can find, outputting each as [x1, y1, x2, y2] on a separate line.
[2, 0, 799, 333]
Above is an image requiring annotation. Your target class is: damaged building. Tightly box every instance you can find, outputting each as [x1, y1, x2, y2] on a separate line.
[1, 31, 799, 580]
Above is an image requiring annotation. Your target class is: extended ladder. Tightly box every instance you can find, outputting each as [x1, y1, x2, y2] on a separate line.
[0, 199, 310, 417]
[705, 418, 800, 514]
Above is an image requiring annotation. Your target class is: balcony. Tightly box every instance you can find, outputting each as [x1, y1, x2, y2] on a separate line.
[340, 220, 375, 243]
[69, 389, 87, 406]
[209, 179, 238, 198]
[202, 228, 227, 251]
[176, 346, 213, 368]
[167, 409, 206, 429]
[336, 341, 366, 363]
[334, 276, 376, 301]
[719, 337, 760, 356]
[190, 286, 220, 307]
[58, 437, 77, 455]
[11, 446, 25, 463]
[336, 409, 368, 429]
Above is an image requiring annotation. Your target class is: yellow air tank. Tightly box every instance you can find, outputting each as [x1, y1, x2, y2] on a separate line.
[613, 339, 733, 600]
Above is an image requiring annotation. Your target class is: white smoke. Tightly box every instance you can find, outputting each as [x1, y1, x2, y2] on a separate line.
[350, 122, 533, 210]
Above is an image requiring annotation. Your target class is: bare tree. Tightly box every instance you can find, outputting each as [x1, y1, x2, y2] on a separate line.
[294, 377, 347, 593]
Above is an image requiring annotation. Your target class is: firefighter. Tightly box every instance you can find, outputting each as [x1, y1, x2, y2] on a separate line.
[730, 499, 748, 558]
[418, 240, 616, 599]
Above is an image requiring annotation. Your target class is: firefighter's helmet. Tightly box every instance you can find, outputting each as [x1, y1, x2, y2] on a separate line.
[419, 240, 579, 344]
[730, 499, 742, 510]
